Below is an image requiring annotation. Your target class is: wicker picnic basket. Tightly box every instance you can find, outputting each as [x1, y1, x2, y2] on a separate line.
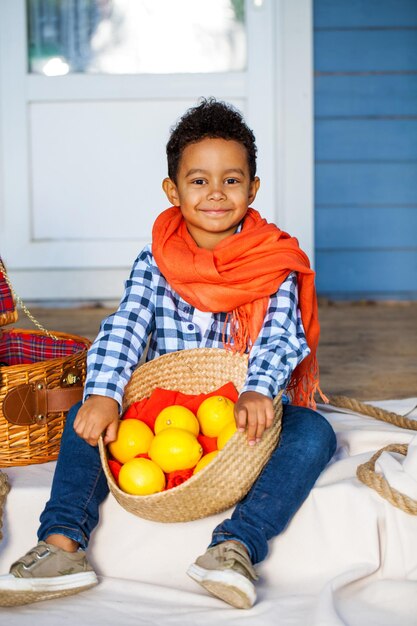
[98, 348, 283, 523]
[0, 259, 91, 467]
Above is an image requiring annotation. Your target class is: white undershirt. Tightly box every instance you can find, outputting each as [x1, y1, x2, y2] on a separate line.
[191, 308, 213, 337]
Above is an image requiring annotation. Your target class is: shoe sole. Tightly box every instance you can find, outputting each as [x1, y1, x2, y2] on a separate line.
[187, 563, 255, 609]
[0, 572, 98, 607]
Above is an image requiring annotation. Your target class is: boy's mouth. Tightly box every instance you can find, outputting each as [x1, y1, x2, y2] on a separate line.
[199, 208, 230, 215]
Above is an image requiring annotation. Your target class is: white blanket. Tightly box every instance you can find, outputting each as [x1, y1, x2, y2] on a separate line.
[1, 398, 417, 625]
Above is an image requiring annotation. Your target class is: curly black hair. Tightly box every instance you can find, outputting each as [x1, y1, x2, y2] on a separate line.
[166, 98, 257, 183]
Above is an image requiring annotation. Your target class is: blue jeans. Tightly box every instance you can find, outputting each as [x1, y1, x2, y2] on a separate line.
[38, 402, 108, 549]
[209, 404, 336, 563]
[38, 402, 336, 562]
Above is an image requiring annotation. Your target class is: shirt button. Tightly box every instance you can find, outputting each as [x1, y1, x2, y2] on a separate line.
[187, 323, 194, 331]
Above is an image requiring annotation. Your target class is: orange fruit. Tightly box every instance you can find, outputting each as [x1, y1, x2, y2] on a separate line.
[149, 428, 203, 473]
[154, 405, 199, 436]
[217, 420, 237, 450]
[118, 458, 165, 495]
[109, 419, 154, 464]
[193, 450, 219, 474]
[197, 395, 235, 437]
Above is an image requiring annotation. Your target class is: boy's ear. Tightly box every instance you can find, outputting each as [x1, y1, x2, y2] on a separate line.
[162, 177, 180, 206]
[248, 176, 261, 204]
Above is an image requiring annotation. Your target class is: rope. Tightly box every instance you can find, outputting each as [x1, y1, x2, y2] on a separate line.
[326, 395, 417, 431]
[0, 259, 59, 340]
[325, 394, 417, 515]
[0, 471, 10, 541]
[356, 444, 417, 515]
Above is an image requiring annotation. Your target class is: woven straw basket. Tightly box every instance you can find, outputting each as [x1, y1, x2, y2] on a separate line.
[99, 348, 283, 523]
[0, 330, 90, 467]
[0, 258, 91, 467]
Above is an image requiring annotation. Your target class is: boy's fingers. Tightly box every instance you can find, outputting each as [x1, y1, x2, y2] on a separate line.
[73, 417, 85, 438]
[255, 414, 267, 442]
[73, 413, 83, 432]
[89, 417, 113, 447]
[82, 422, 97, 446]
[265, 404, 275, 429]
[103, 420, 119, 445]
[235, 396, 274, 445]
[254, 404, 275, 442]
[75, 414, 99, 446]
[246, 412, 259, 446]
[236, 407, 248, 432]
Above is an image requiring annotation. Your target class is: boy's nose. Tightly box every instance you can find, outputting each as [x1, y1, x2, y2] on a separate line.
[207, 185, 226, 201]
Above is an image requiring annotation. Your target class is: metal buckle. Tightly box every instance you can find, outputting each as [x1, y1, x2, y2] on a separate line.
[61, 366, 82, 387]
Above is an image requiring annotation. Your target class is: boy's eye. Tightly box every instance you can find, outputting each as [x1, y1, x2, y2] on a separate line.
[225, 178, 239, 184]
[192, 179, 206, 185]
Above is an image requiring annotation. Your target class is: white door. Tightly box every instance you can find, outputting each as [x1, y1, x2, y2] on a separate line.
[0, 0, 314, 302]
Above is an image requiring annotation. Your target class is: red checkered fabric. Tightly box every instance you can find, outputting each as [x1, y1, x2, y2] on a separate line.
[0, 330, 86, 366]
[0, 264, 14, 315]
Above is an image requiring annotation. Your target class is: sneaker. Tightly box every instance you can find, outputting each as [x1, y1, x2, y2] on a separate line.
[187, 540, 258, 609]
[0, 541, 98, 607]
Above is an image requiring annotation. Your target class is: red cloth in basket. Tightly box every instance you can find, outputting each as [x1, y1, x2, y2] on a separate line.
[0, 328, 88, 366]
[122, 381, 238, 430]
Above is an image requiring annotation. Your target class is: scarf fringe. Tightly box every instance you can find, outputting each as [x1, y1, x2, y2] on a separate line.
[222, 311, 328, 409]
[223, 312, 328, 409]
[222, 307, 252, 355]
[286, 355, 328, 409]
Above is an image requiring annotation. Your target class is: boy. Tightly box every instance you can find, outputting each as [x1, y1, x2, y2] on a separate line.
[0, 99, 336, 610]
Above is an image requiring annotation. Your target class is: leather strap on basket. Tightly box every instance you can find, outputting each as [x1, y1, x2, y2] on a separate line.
[3, 382, 83, 425]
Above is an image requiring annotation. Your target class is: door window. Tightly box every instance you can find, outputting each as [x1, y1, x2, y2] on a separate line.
[27, 0, 246, 76]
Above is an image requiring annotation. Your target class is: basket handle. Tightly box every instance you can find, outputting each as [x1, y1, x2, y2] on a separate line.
[3, 381, 83, 425]
[0, 259, 58, 340]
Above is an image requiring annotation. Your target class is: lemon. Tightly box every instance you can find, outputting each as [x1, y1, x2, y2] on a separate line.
[154, 405, 200, 436]
[217, 420, 237, 450]
[118, 458, 166, 495]
[193, 450, 219, 474]
[197, 395, 235, 437]
[149, 428, 203, 473]
[109, 419, 154, 464]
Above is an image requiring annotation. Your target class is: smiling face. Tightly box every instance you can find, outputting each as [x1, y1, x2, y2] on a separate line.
[162, 137, 260, 249]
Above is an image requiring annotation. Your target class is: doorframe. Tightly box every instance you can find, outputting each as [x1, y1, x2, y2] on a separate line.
[0, 0, 314, 301]
[275, 0, 314, 266]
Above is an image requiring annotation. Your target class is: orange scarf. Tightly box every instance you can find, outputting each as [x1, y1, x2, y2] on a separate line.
[152, 206, 324, 408]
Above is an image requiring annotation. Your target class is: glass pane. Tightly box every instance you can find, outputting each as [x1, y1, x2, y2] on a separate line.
[27, 0, 246, 76]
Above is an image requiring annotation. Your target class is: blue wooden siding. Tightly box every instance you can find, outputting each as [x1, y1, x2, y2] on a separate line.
[314, 0, 417, 299]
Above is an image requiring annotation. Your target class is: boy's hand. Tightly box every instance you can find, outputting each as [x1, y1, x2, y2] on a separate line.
[234, 391, 275, 446]
[73, 395, 120, 447]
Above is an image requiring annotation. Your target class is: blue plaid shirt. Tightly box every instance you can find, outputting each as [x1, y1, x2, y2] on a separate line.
[84, 245, 310, 409]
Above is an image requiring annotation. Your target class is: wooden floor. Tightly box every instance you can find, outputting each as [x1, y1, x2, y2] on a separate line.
[10, 302, 417, 401]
